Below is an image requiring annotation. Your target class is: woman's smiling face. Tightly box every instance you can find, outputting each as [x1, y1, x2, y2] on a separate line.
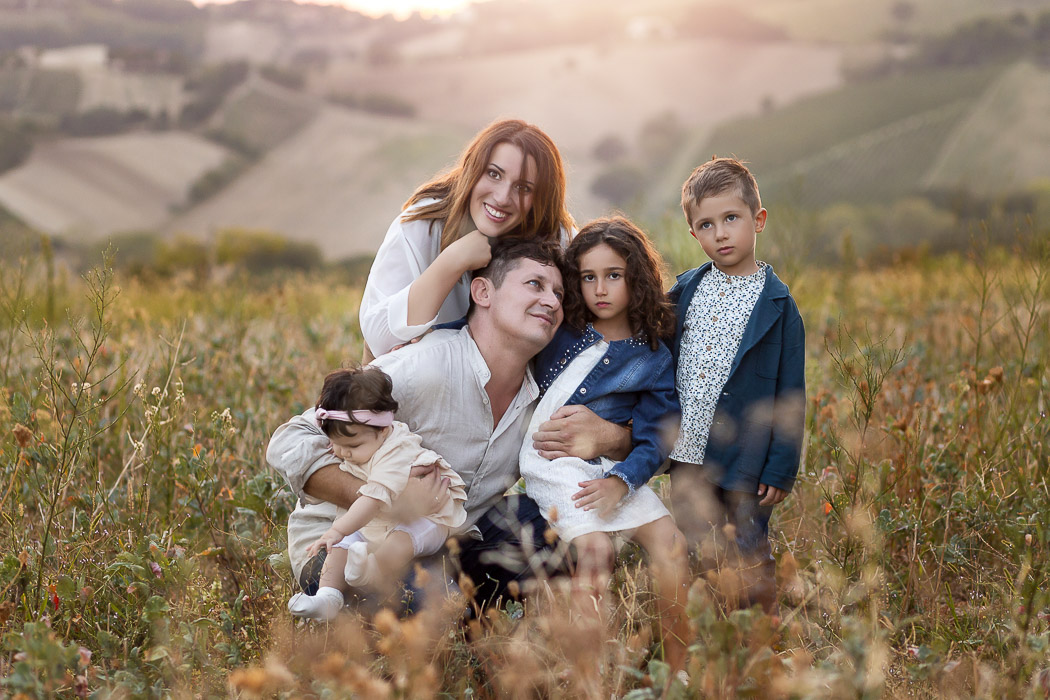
[469, 142, 537, 237]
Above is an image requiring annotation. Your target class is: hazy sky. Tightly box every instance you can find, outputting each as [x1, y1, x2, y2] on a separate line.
[321, 0, 476, 18]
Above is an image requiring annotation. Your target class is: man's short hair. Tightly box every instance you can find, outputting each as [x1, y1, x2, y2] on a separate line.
[473, 236, 564, 288]
[467, 237, 563, 318]
[681, 157, 762, 219]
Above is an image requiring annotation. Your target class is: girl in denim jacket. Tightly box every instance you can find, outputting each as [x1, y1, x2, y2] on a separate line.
[519, 217, 689, 671]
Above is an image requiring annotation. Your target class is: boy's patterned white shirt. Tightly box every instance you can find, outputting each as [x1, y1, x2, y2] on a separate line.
[671, 262, 767, 464]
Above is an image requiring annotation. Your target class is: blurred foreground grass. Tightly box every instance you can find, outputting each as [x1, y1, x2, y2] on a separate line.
[1, 236, 1049, 698]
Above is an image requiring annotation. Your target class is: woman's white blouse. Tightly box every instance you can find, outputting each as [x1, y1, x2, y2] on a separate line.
[359, 199, 472, 356]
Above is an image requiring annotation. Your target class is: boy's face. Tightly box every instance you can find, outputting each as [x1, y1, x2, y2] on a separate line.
[687, 189, 767, 276]
[329, 425, 390, 465]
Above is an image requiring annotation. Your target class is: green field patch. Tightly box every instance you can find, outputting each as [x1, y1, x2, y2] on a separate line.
[0, 68, 81, 118]
[924, 61, 1050, 195]
[748, 0, 1042, 42]
[212, 83, 319, 154]
[695, 64, 1003, 205]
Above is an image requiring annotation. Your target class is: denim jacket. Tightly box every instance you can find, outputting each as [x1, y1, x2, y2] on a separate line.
[669, 262, 806, 493]
[534, 324, 679, 492]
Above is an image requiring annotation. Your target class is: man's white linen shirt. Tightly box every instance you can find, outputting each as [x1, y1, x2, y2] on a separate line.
[359, 200, 471, 356]
[267, 327, 539, 578]
[671, 262, 767, 465]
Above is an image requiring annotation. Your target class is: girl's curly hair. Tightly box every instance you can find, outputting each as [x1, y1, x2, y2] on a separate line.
[561, 216, 675, 350]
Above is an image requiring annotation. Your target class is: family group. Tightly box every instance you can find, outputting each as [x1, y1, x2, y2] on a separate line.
[266, 118, 806, 672]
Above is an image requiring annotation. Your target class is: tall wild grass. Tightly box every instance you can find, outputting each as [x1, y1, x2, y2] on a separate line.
[1, 232, 1049, 697]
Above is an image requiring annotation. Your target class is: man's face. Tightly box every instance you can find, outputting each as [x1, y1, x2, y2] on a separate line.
[485, 258, 563, 352]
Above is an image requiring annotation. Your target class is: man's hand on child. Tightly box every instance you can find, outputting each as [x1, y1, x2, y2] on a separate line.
[572, 476, 628, 517]
[307, 528, 345, 557]
[534, 405, 630, 461]
[757, 483, 788, 506]
[389, 464, 451, 522]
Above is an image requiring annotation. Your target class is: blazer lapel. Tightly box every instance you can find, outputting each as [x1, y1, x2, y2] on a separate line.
[675, 263, 710, 342]
[729, 267, 787, 377]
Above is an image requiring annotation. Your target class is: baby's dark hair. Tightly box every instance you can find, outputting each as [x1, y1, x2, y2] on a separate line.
[562, 216, 675, 350]
[315, 366, 398, 439]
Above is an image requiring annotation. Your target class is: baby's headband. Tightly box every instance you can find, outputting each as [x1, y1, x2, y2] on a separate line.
[315, 407, 394, 428]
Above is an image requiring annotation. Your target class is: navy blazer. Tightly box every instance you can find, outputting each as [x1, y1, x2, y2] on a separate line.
[668, 263, 806, 493]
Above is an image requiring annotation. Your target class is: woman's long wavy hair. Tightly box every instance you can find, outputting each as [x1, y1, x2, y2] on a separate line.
[402, 119, 574, 249]
[562, 217, 675, 351]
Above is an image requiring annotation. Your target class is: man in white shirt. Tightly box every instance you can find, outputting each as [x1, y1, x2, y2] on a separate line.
[268, 238, 629, 608]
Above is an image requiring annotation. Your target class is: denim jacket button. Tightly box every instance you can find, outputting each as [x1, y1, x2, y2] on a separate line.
[602, 358, 610, 365]
[579, 387, 587, 395]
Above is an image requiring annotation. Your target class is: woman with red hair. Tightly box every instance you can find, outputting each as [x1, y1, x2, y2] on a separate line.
[360, 118, 574, 358]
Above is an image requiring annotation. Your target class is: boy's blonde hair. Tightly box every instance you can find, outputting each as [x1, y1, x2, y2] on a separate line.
[681, 157, 762, 219]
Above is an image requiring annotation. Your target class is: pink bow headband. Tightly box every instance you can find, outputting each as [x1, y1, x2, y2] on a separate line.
[315, 407, 394, 428]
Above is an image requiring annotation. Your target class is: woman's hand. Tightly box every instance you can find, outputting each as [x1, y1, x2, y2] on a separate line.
[572, 476, 628, 517]
[445, 229, 494, 272]
[306, 527, 346, 557]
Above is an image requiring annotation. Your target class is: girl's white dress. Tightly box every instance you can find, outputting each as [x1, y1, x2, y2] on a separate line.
[519, 342, 670, 542]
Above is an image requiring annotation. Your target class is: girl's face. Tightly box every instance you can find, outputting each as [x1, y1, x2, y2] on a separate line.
[469, 142, 537, 237]
[329, 425, 390, 465]
[578, 243, 631, 338]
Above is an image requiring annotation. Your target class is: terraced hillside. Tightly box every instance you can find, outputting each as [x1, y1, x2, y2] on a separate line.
[163, 107, 469, 259]
[0, 132, 228, 238]
[686, 62, 1038, 209]
[923, 61, 1050, 195]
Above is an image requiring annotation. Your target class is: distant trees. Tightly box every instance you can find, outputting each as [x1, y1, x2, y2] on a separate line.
[179, 61, 249, 126]
[0, 0, 204, 54]
[859, 9, 1050, 80]
[326, 91, 416, 118]
[590, 165, 646, 208]
[60, 107, 151, 136]
[259, 65, 305, 91]
[0, 119, 31, 173]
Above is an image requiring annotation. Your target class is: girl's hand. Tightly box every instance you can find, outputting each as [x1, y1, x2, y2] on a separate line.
[572, 476, 629, 517]
[306, 528, 345, 557]
[445, 229, 494, 272]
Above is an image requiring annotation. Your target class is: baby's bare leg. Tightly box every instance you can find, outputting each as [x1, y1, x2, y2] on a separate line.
[318, 548, 350, 594]
[373, 530, 416, 586]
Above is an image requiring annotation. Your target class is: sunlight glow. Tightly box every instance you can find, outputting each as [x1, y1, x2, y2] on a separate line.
[332, 0, 475, 19]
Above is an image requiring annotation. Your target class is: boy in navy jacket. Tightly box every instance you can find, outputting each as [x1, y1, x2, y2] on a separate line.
[668, 157, 806, 613]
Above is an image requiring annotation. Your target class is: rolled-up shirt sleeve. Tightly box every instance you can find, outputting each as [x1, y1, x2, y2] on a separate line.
[265, 409, 339, 498]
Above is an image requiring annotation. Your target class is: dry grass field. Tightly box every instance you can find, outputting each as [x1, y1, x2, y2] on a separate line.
[2, 234, 1049, 696]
